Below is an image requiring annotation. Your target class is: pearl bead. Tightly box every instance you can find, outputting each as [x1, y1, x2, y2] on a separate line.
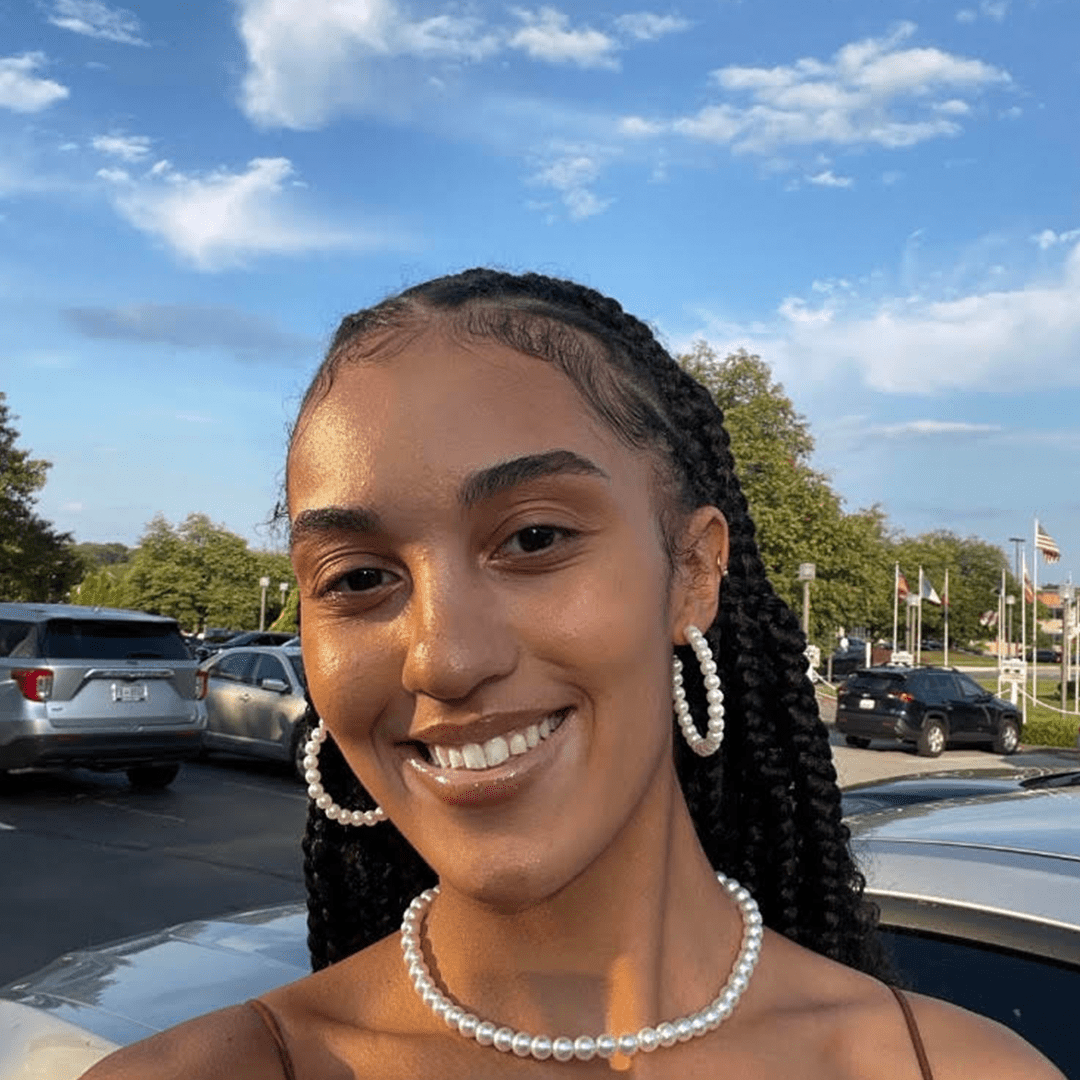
[572, 1036, 596, 1061]
[493, 1027, 514, 1053]
[475, 1021, 496, 1046]
[552, 1037, 575, 1062]
[458, 1013, 478, 1038]
[657, 1022, 678, 1048]
[675, 1018, 694, 1042]
[595, 1034, 617, 1059]
[617, 1033, 639, 1056]
[530, 1036, 553, 1060]
[511, 1031, 532, 1057]
[638, 1027, 660, 1052]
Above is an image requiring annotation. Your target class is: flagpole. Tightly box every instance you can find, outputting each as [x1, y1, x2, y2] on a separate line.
[1020, 551, 1028, 727]
[999, 568, 1006, 675]
[1033, 518, 1039, 705]
[892, 563, 900, 653]
[917, 567, 924, 666]
[943, 568, 949, 667]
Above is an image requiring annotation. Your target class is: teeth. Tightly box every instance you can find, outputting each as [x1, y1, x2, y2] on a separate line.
[425, 712, 566, 772]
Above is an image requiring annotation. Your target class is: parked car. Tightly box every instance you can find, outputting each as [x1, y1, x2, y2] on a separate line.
[3, 780, 1077, 1078]
[200, 646, 308, 776]
[192, 627, 243, 661]
[841, 764, 1080, 817]
[0, 603, 206, 788]
[835, 666, 1021, 757]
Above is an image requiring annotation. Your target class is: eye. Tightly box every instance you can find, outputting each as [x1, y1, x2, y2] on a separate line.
[500, 525, 569, 556]
[326, 567, 394, 594]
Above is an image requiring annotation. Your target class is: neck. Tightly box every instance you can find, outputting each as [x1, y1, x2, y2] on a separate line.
[420, 764, 744, 1038]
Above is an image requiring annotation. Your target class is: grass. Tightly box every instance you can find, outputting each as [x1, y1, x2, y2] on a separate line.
[971, 672, 1080, 748]
[918, 650, 1000, 668]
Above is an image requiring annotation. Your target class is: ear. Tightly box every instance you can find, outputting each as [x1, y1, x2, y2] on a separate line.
[668, 505, 729, 645]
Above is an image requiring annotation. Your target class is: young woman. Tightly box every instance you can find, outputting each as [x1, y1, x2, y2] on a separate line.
[85, 269, 1062, 1079]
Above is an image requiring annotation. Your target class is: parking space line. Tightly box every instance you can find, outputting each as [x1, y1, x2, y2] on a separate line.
[95, 800, 186, 823]
[0, 821, 14, 831]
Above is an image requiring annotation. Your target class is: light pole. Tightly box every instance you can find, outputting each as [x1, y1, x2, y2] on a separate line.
[259, 575, 271, 631]
[279, 581, 289, 626]
[1008, 537, 1025, 588]
[1005, 595, 1015, 658]
[797, 563, 815, 637]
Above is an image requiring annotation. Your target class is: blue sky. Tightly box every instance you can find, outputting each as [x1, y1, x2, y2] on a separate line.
[2, 0, 1078, 583]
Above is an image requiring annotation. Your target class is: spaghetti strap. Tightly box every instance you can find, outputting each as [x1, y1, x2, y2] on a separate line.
[889, 985, 935, 1080]
[246, 998, 297, 1080]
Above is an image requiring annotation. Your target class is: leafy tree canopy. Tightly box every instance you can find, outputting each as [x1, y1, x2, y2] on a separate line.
[0, 392, 82, 602]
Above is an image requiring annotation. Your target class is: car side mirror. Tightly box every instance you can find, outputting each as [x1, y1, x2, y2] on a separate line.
[260, 678, 289, 694]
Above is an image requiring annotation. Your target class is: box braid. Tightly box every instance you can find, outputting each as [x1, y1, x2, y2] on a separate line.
[292, 268, 889, 978]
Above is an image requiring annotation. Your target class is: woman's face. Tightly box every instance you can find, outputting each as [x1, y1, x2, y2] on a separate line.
[288, 328, 722, 906]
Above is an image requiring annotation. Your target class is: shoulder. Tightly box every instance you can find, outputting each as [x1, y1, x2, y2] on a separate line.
[901, 990, 1067, 1080]
[79, 1002, 290, 1080]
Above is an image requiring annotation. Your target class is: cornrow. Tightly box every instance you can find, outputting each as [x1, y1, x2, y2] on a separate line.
[293, 268, 889, 979]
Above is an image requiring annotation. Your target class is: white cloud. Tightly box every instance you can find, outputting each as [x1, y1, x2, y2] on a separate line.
[509, 8, 618, 69]
[0, 53, 69, 113]
[871, 419, 1002, 436]
[92, 133, 152, 161]
[237, 0, 500, 128]
[46, 0, 148, 46]
[1032, 228, 1080, 251]
[767, 242, 1080, 393]
[956, 8, 977, 22]
[98, 156, 387, 270]
[614, 12, 689, 41]
[640, 22, 1009, 154]
[807, 169, 853, 188]
[530, 150, 611, 220]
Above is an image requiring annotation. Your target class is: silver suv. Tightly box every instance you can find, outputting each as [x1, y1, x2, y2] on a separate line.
[0, 603, 207, 788]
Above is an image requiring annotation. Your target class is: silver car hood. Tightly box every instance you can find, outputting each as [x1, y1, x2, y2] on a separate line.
[0, 903, 308, 1049]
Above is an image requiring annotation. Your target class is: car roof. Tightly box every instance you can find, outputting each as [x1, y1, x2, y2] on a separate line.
[0, 602, 177, 625]
[851, 785, 1080, 961]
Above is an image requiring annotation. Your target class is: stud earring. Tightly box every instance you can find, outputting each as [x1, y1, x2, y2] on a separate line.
[303, 719, 386, 826]
[672, 624, 725, 757]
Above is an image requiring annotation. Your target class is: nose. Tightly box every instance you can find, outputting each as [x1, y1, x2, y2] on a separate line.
[400, 562, 517, 702]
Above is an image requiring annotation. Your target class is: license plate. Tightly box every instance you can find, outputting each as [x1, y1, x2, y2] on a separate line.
[112, 683, 148, 703]
[859, 698, 875, 710]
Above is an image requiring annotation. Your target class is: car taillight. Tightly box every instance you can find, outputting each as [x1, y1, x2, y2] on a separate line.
[888, 690, 914, 702]
[195, 670, 208, 700]
[13, 668, 54, 702]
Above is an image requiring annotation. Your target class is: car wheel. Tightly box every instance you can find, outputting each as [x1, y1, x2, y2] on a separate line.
[845, 736, 872, 749]
[993, 718, 1021, 756]
[917, 719, 946, 758]
[126, 763, 180, 789]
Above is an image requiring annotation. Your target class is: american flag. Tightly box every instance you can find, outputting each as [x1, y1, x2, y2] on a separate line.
[1035, 520, 1061, 563]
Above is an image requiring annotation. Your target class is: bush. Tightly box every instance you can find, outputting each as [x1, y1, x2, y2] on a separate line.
[1023, 706, 1079, 749]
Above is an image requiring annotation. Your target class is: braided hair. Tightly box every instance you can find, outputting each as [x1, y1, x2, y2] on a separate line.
[290, 268, 888, 978]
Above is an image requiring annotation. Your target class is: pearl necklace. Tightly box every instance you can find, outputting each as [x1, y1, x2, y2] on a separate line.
[400, 872, 763, 1063]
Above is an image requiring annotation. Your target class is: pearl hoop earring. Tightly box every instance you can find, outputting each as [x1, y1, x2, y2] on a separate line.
[303, 719, 386, 827]
[672, 625, 725, 757]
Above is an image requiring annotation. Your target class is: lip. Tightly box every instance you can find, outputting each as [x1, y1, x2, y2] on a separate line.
[402, 707, 573, 808]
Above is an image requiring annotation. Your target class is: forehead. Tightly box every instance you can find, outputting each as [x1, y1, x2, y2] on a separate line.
[287, 331, 645, 513]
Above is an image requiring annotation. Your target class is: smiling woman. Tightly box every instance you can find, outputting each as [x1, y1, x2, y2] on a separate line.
[82, 270, 1063, 1079]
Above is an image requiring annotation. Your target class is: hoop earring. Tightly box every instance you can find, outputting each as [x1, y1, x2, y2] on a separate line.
[672, 624, 725, 757]
[303, 719, 386, 827]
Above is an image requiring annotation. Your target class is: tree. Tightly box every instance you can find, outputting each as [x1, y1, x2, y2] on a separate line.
[72, 513, 295, 632]
[0, 392, 82, 602]
[679, 345, 892, 643]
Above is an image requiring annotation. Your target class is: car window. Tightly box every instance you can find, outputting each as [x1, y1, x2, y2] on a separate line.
[880, 927, 1076, 1077]
[255, 655, 288, 685]
[287, 654, 306, 688]
[955, 673, 986, 700]
[910, 671, 949, 704]
[845, 673, 904, 693]
[211, 651, 257, 683]
[39, 618, 190, 660]
[0, 618, 35, 657]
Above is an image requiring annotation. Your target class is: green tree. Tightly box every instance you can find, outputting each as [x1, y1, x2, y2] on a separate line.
[73, 513, 296, 632]
[0, 392, 82, 601]
[679, 344, 892, 644]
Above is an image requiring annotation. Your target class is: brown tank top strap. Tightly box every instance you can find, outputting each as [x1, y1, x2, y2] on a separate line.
[889, 985, 935, 1080]
[246, 998, 298, 1080]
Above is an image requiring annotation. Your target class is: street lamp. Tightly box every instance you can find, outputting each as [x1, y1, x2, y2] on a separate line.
[797, 563, 815, 636]
[1005, 595, 1015, 658]
[279, 581, 289, 626]
[259, 575, 271, 631]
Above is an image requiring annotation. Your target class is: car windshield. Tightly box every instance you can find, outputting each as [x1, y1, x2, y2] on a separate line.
[39, 619, 191, 660]
[288, 654, 306, 687]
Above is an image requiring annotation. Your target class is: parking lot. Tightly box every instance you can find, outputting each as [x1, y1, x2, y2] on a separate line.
[2, 712, 1078, 987]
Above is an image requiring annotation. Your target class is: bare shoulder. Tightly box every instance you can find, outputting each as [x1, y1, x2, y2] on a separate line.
[79, 1002, 287, 1080]
[903, 990, 1067, 1080]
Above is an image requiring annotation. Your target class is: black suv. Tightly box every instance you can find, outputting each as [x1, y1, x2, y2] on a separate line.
[835, 666, 1021, 757]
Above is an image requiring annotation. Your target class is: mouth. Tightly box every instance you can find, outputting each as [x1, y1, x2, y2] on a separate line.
[407, 707, 571, 773]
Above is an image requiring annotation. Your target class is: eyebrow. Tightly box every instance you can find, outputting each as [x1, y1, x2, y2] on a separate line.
[290, 450, 607, 547]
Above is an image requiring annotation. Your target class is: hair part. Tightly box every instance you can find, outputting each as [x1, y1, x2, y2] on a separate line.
[293, 268, 890, 980]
